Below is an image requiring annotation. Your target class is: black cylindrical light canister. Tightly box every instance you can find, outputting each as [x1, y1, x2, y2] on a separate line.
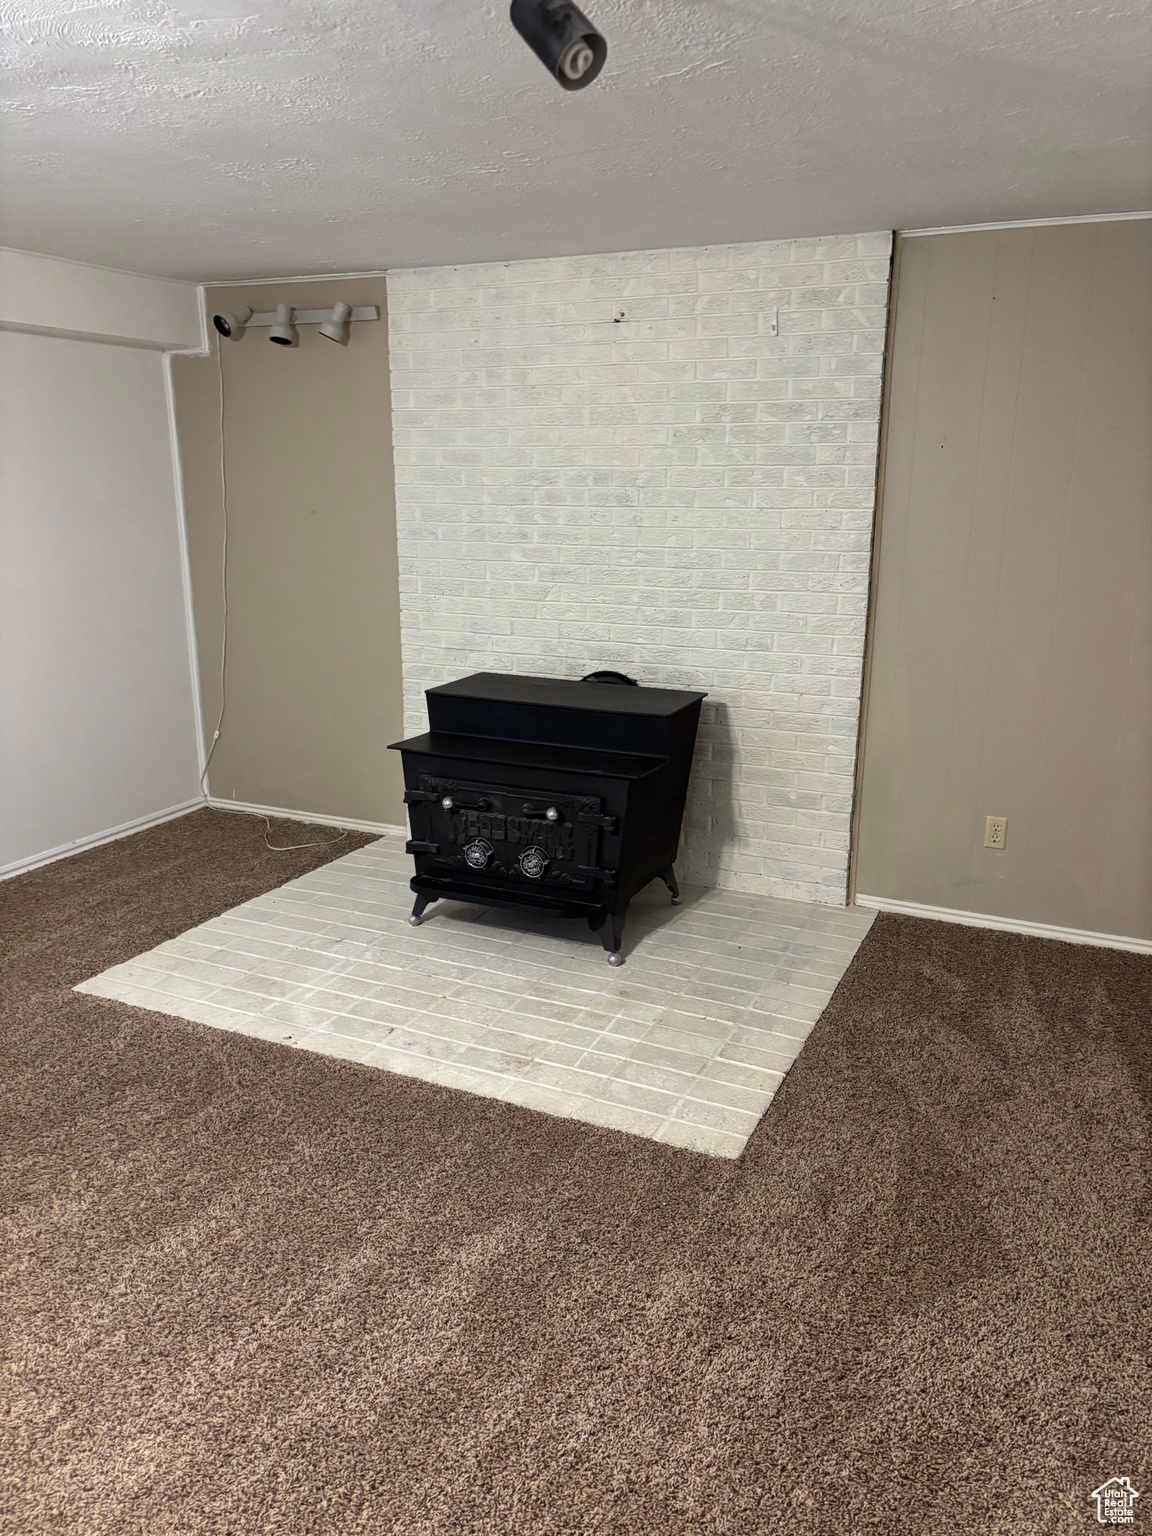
[509, 0, 607, 90]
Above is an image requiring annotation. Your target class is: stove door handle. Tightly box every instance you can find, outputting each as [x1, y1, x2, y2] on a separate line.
[520, 802, 563, 822]
[406, 840, 440, 855]
[577, 812, 618, 834]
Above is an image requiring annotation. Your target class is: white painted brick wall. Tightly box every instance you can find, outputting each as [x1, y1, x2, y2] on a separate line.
[387, 233, 892, 905]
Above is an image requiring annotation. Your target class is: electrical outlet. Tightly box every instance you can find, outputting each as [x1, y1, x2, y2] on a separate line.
[984, 815, 1007, 849]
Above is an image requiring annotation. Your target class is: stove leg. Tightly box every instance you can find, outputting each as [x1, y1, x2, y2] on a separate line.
[591, 909, 626, 966]
[660, 866, 682, 905]
[409, 894, 436, 927]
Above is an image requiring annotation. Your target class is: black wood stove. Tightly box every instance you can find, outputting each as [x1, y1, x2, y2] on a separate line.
[389, 671, 706, 965]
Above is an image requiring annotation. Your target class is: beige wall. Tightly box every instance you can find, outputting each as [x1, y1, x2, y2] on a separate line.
[854, 220, 1152, 941]
[172, 277, 405, 826]
[1, 330, 201, 875]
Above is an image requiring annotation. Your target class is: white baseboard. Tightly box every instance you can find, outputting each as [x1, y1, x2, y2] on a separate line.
[853, 893, 1152, 955]
[205, 797, 407, 840]
[0, 798, 205, 881]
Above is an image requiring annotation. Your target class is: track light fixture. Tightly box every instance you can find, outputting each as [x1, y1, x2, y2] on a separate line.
[212, 306, 252, 340]
[268, 303, 298, 347]
[207, 301, 377, 344]
[510, 0, 606, 90]
[318, 301, 353, 345]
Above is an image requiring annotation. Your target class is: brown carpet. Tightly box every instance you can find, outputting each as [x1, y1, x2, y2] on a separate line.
[2, 809, 1149, 1536]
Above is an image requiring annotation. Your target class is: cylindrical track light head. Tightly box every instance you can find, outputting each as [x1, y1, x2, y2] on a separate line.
[510, 0, 606, 90]
[212, 306, 252, 340]
[268, 303, 297, 347]
[319, 301, 353, 345]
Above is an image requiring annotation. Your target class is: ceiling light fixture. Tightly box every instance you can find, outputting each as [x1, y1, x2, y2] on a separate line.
[268, 303, 298, 347]
[509, 0, 606, 90]
[318, 301, 353, 345]
[212, 306, 252, 340]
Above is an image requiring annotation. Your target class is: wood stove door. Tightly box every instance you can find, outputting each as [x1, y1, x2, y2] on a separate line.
[409, 774, 612, 892]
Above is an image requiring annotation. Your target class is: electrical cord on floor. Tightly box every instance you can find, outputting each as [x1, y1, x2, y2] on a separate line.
[255, 815, 348, 853]
[200, 337, 350, 855]
[207, 801, 350, 853]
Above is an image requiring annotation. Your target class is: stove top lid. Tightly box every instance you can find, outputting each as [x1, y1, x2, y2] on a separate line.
[426, 671, 707, 717]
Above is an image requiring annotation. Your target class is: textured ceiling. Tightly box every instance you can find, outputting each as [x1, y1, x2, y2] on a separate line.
[2, 0, 1150, 281]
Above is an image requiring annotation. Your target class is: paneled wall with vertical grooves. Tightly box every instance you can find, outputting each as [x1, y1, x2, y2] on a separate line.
[855, 219, 1152, 941]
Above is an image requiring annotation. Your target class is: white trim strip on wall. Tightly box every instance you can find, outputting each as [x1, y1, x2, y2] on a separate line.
[854, 894, 1152, 955]
[1, 800, 205, 882]
[901, 211, 1152, 237]
[163, 351, 209, 783]
[0, 244, 197, 289]
[204, 269, 393, 289]
[191, 285, 212, 356]
[206, 797, 406, 839]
